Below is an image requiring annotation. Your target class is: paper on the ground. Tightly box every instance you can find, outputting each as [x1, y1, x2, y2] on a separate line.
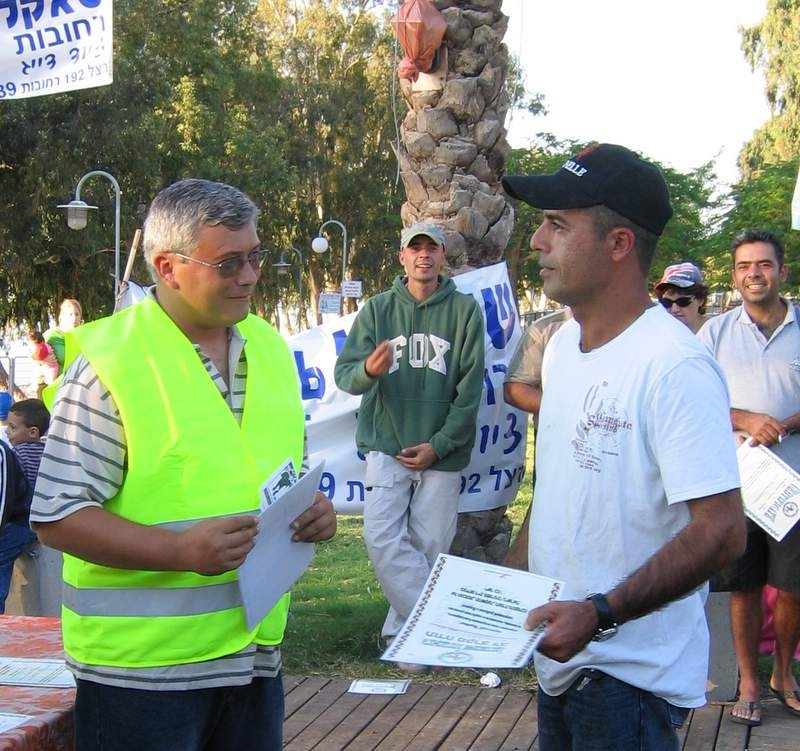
[382, 554, 564, 669]
[238, 462, 325, 629]
[737, 442, 800, 541]
[348, 679, 410, 695]
[0, 712, 34, 732]
[0, 658, 75, 688]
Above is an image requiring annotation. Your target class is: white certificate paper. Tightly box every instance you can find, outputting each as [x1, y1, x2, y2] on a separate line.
[348, 679, 410, 695]
[0, 658, 75, 688]
[0, 712, 34, 732]
[737, 442, 800, 541]
[382, 554, 564, 669]
[238, 462, 325, 629]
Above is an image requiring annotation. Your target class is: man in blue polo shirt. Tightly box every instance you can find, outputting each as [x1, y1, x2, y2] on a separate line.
[699, 229, 800, 726]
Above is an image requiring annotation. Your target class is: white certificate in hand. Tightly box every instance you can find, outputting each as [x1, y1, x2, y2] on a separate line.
[238, 462, 325, 629]
[383, 554, 564, 669]
[737, 442, 800, 541]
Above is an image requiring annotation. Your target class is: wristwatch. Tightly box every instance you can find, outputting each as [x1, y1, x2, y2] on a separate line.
[586, 593, 618, 641]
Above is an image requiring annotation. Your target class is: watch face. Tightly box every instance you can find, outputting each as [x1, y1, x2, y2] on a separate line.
[593, 626, 618, 642]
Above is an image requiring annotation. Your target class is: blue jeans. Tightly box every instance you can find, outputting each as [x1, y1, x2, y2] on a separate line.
[75, 674, 284, 751]
[537, 670, 691, 751]
[0, 523, 37, 613]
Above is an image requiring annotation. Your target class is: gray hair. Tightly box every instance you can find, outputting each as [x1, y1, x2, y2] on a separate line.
[143, 178, 259, 281]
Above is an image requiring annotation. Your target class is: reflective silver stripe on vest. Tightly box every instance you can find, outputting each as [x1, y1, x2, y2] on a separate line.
[62, 580, 243, 617]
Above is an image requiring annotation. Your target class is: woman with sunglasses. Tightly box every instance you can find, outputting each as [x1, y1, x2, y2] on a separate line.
[655, 262, 709, 333]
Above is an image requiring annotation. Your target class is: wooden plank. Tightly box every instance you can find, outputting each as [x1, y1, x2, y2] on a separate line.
[284, 681, 370, 751]
[682, 703, 721, 751]
[436, 685, 507, 750]
[315, 692, 396, 750]
[708, 703, 749, 751]
[343, 683, 434, 751]
[499, 692, 537, 751]
[283, 678, 351, 744]
[748, 699, 800, 750]
[469, 689, 535, 750]
[401, 685, 483, 751]
[284, 676, 332, 719]
[283, 675, 304, 694]
[372, 685, 457, 751]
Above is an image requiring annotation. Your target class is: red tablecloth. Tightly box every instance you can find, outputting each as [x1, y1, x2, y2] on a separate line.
[0, 616, 73, 751]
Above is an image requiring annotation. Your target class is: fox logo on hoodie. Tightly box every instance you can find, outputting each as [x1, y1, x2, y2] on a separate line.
[387, 333, 450, 375]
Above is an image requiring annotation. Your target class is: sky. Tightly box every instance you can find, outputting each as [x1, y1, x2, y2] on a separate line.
[502, 0, 771, 188]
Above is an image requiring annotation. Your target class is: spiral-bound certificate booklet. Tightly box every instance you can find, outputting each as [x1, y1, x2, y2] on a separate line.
[382, 554, 564, 669]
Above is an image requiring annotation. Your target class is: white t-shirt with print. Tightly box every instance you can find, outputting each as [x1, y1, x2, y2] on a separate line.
[529, 305, 740, 708]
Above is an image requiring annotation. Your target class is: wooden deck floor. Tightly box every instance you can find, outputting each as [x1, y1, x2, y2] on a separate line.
[283, 676, 799, 750]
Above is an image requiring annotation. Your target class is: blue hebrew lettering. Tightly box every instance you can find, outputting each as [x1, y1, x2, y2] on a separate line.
[14, 32, 35, 53]
[71, 17, 89, 38]
[1, 0, 19, 29]
[481, 282, 516, 350]
[293, 351, 325, 400]
[503, 412, 523, 455]
[332, 329, 347, 356]
[345, 481, 365, 503]
[19, 0, 44, 29]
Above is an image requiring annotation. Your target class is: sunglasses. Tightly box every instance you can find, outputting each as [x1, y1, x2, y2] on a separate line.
[659, 295, 695, 309]
[171, 249, 269, 278]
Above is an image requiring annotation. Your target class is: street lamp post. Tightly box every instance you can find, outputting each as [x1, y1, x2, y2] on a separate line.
[58, 170, 121, 300]
[272, 246, 304, 331]
[311, 218, 348, 300]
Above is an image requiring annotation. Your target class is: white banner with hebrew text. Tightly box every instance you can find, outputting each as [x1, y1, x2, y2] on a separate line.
[0, 0, 113, 101]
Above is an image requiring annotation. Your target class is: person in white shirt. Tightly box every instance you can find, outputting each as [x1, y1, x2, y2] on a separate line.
[699, 229, 800, 726]
[502, 143, 746, 751]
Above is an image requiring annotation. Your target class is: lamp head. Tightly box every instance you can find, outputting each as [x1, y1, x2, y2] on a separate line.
[311, 236, 329, 254]
[273, 260, 291, 276]
[57, 199, 97, 231]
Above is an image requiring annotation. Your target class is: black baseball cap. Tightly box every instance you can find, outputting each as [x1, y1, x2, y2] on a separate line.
[502, 143, 673, 236]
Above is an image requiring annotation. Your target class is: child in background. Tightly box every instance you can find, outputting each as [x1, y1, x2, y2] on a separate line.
[44, 298, 83, 373]
[0, 398, 49, 612]
[28, 330, 59, 393]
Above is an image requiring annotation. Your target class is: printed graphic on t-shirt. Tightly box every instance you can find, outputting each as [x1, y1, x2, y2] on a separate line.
[571, 382, 632, 472]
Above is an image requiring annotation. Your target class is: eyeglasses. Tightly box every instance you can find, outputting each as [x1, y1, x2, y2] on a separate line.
[659, 295, 695, 309]
[171, 249, 269, 278]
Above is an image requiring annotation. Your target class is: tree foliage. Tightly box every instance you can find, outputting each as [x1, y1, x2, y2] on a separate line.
[713, 161, 800, 290]
[711, 0, 800, 293]
[0, 1, 287, 328]
[255, 0, 404, 321]
[739, 0, 800, 176]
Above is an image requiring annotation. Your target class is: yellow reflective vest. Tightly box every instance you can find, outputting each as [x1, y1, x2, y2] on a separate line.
[60, 297, 304, 667]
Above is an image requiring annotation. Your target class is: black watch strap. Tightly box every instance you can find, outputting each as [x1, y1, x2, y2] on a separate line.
[586, 593, 617, 631]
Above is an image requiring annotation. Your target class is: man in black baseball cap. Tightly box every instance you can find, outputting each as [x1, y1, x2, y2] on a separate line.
[502, 143, 746, 750]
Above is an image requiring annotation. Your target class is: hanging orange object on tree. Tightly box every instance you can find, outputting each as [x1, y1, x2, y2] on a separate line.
[391, 0, 447, 82]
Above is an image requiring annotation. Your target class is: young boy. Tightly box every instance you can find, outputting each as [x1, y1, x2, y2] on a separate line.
[0, 398, 49, 612]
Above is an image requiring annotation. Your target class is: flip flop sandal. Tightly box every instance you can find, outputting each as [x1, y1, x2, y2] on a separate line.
[730, 699, 762, 726]
[768, 685, 800, 717]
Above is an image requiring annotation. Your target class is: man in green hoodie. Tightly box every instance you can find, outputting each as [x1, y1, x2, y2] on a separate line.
[334, 223, 485, 657]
